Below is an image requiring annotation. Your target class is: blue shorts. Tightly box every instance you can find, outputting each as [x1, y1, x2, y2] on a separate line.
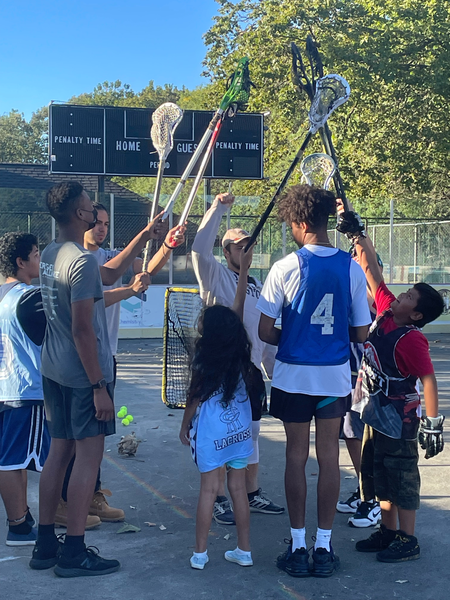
[0, 405, 50, 472]
[226, 458, 249, 470]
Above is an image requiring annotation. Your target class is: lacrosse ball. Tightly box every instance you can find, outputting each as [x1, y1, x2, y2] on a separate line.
[122, 417, 130, 426]
[117, 408, 127, 418]
[126, 415, 134, 423]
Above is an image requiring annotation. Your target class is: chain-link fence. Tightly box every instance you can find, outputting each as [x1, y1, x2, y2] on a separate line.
[1, 187, 449, 285]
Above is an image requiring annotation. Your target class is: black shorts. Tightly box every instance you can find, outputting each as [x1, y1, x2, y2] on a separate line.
[42, 377, 116, 440]
[360, 425, 420, 511]
[270, 388, 347, 423]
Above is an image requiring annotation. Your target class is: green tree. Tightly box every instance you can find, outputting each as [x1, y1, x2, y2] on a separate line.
[203, 0, 450, 219]
[0, 108, 47, 163]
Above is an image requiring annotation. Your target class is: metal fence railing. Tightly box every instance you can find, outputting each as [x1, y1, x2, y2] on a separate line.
[1, 187, 449, 285]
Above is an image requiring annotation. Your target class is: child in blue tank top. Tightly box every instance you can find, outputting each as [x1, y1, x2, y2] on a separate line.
[179, 245, 255, 570]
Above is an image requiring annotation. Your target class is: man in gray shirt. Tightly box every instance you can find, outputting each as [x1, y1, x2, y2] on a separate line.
[31, 181, 163, 577]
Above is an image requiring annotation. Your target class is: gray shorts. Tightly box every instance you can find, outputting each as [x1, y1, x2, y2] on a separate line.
[42, 377, 116, 440]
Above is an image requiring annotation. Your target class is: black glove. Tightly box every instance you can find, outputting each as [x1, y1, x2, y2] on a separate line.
[418, 415, 445, 459]
[336, 211, 366, 239]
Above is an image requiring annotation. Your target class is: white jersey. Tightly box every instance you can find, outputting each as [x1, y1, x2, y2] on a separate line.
[91, 248, 134, 356]
[189, 378, 253, 473]
[256, 246, 371, 397]
[192, 199, 266, 368]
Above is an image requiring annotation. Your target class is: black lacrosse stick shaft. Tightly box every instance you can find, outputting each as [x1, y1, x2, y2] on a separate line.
[244, 131, 313, 251]
[303, 36, 350, 211]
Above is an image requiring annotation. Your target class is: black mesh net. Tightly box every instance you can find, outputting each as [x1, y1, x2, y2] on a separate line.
[162, 287, 204, 408]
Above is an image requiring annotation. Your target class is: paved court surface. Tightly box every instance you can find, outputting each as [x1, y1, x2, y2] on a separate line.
[1, 335, 449, 600]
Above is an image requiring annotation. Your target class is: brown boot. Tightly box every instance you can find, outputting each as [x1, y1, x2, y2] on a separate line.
[54, 499, 101, 530]
[89, 489, 125, 522]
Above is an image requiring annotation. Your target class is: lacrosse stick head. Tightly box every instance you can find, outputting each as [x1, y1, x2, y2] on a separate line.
[308, 74, 350, 134]
[151, 102, 183, 161]
[291, 41, 314, 101]
[219, 57, 254, 113]
[300, 153, 336, 190]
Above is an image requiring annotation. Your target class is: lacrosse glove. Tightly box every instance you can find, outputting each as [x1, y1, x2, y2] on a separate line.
[418, 415, 445, 459]
[336, 211, 366, 240]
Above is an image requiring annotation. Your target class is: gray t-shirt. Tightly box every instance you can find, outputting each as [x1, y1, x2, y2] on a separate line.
[40, 240, 113, 388]
[91, 248, 134, 356]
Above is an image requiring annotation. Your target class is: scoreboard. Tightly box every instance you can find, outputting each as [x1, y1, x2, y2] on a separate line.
[49, 104, 264, 179]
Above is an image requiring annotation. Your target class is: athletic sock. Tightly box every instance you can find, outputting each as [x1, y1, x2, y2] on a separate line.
[62, 535, 85, 558]
[38, 523, 55, 537]
[216, 495, 228, 503]
[247, 489, 259, 500]
[315, 528, 332, 551]
[234, 547, 252, 557]
[291, 527, 306, 551]
[9, 520, 32, 535]
[193, 551, 208, 559]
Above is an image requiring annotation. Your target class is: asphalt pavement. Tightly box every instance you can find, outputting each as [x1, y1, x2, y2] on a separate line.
[1, 335, 449, 600]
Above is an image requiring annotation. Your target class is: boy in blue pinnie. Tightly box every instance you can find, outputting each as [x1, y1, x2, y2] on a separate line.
[180, 244, 256, 570]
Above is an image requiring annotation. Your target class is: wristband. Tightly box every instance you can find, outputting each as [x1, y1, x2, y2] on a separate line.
[164, 241, 175, 250]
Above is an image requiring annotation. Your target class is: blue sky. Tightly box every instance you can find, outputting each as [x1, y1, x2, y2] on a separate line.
[0, 0, 220, 119]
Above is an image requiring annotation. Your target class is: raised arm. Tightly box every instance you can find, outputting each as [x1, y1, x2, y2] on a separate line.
[232, 243, 254, 320]
[192, 193, 233, 293]
[99, 211, 164, 286]
[132, 225, 186, 277]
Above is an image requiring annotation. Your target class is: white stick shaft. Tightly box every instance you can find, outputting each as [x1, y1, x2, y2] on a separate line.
[162, 110, 223, 219]
[142, 160, 165, 272]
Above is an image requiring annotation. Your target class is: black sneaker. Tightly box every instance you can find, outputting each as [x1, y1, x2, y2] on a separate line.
[376, 531, 420, 563]
[356, 524, 396, 553]
[336, 488, 360, 514]
[213, 497, 235, 525]
[311, 546, 340, 578]
[29, 535, 64, 570]
[276, 539, 310, 578]
[348, 501, 381, 528]
[54, 546, 120, 578]
[248, 488, 285, 515]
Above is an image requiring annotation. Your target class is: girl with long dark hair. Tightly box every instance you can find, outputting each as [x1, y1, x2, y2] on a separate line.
[180, 246, 255, 570]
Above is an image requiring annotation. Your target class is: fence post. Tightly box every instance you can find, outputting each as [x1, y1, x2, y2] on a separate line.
[51, 217, 56, 240]
[282, 222, 286, 257]
[169, 210, 173, 285]
[27, 214, 31, 234]
[389, 199, 394, 283]
[109, 194, 115, 249]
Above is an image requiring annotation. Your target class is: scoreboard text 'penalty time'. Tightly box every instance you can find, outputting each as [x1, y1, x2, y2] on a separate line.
[49, 104, 264, 180]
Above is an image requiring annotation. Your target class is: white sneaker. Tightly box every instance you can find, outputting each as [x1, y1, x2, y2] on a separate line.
[336, 488, 361, 514]
[224, 548, 253, 567]
[190, 553, 209, 570]
[348, 501, 381, 528]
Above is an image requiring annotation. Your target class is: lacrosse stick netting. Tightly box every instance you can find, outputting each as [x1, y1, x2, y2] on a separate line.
[308, 75, 350, 134]
[142, 103, 183, 272]
[245, 75, 350, 250]
[300, 153, 336, 190]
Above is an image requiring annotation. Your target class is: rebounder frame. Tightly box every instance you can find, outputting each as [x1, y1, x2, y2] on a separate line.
[162, 287, 203, 409]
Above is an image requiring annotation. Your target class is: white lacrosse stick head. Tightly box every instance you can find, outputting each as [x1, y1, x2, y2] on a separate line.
[151, 102, 183, 161]
[308, 74, 350, 134]
[300, 153, 336, 190]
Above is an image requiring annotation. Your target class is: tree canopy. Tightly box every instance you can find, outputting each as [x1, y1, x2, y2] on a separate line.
[2, 0, 450, 219]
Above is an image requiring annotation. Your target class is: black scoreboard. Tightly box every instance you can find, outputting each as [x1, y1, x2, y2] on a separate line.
[49, 104, 264, 179]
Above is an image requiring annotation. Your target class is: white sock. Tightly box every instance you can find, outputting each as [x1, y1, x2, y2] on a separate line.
[193, 550, 208, 559]
[234, 547, 252, 557]
[291, 527, 306, 551]
[315, 528, 331, 551]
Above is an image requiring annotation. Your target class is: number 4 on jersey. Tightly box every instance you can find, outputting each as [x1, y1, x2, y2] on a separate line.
[310, 293, 334, 335]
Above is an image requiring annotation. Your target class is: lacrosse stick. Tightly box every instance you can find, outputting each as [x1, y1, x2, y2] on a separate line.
[300, 153, 336, 190]
[244, 73, 350, 251]
[292, 39, 349, 209]
[162, 57, 253, 220]
[142, 102, 183, 272]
